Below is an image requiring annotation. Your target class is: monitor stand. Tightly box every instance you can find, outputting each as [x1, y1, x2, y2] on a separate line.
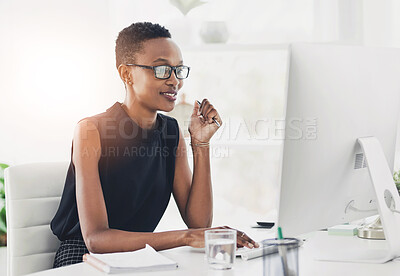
[315, 137, 400, 263]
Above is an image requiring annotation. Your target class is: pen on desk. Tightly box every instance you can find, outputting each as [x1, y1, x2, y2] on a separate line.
[277, 227, 289, 276]
[196, 100, 221, 127]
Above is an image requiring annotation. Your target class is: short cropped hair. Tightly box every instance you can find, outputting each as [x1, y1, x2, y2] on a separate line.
[115, 22, 171, 69]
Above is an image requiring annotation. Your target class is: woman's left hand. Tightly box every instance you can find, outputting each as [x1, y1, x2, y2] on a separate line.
[188, 99, 222, 143]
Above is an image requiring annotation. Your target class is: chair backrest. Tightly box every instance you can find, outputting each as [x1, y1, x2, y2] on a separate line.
[5, 162, 69, 276]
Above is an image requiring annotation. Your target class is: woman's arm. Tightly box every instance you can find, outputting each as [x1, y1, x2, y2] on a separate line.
[172, 99, 222, 229]
[172, 128, 213, 228]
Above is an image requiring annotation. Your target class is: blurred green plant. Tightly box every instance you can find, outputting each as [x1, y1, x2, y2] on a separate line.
[0, 163, 9, 235]
[394, 169, 400, 195]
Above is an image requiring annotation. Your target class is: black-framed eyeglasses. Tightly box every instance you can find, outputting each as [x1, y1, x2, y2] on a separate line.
[126, 64, 190, 80]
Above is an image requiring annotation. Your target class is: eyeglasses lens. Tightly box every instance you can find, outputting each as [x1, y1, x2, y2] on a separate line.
[176, 66, 188, 79]
[155, 66, 171, 79]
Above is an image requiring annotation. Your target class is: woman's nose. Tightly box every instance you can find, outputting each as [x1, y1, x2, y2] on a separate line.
[166, 70, 180, 87]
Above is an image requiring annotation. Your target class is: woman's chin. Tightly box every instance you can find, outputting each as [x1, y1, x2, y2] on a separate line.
[159, 103, 175, 113]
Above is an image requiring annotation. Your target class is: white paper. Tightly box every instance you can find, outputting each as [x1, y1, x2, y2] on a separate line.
[90, 244, 177, 270]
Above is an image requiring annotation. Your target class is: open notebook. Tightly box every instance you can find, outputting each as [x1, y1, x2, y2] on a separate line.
[83, 244, 178, 274]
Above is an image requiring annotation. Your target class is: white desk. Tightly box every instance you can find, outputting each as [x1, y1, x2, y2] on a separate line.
[27, 230, 400, 276]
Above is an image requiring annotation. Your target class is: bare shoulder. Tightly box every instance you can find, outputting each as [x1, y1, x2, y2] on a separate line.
[73, 118, 101, 164]
[75, 119, 99, 139]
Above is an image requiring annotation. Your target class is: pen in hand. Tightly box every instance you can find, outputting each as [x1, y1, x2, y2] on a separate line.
[196, 100, 221, 127]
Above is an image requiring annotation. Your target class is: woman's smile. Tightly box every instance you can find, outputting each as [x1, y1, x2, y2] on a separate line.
[160, 90, 177, 101]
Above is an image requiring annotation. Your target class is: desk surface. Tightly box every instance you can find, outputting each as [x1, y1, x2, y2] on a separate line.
[27, 230, 400, 276]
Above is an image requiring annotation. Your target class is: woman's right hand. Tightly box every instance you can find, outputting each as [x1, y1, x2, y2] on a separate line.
[184, 226, 259, 249]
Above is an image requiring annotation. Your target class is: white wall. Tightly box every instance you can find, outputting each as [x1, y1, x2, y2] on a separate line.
[0, 0, 123, 165]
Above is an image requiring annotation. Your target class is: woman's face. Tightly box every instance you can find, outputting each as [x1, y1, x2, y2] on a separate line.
[129, 37, 184, 113]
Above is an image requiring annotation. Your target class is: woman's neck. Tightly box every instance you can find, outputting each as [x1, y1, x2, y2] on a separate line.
[121, 98, 157, 130]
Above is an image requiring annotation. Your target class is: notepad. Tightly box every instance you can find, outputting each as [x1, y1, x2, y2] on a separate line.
[83, 244, 178, 274]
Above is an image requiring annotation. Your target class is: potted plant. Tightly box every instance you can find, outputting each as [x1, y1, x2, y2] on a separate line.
[394, 169, 400, 195]
[0, 163, 9, 246]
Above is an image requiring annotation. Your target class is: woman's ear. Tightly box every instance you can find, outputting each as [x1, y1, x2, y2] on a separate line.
[117, 64, 133, 85]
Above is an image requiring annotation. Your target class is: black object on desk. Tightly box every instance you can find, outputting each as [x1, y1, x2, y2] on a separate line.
[251, 221, 275, 229]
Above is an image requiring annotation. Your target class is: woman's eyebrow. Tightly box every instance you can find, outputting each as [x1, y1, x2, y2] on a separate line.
[152, 58, 183, 64]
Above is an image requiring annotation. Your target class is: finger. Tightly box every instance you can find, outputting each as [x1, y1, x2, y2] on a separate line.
[214, 115, 222, 127]
[218, 226, 255, 248]
[201, 103, 213, 121]
[203, 102, 222, 127]
[200, 99, 209, 116]
[238, 232, 259, 248]
[201, 102, 214, 121]
[192, 101, 200, 117]
[237, 236, 253, 248]
[243, 233, 258, 247]
[236, 231, 251, 248]
[222, 227, 252, 249]
[205, 109, 219, 125]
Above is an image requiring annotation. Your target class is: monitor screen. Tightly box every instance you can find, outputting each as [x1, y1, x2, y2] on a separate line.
[278, 43, 400, 237]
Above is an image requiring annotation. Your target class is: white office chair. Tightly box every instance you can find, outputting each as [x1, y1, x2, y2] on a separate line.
[5, 162, 69, 276]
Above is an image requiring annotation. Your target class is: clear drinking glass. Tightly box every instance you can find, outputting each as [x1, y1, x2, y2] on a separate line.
[205, 229, 237, 270]
[262, 238, 300, 276]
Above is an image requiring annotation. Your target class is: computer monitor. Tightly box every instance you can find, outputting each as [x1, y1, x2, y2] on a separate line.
[277, 43, 400, 262]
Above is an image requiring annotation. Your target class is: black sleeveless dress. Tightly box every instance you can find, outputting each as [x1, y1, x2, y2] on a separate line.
[50, 102, 179, 267]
